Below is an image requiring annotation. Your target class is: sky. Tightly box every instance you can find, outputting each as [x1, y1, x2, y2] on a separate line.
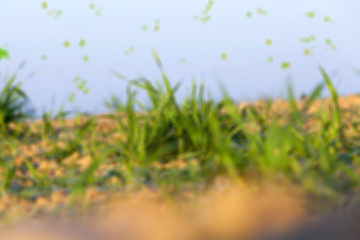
[0, 0, 359, 117]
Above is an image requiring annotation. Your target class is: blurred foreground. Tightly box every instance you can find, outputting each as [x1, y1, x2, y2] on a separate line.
[1, 179, 307, 240]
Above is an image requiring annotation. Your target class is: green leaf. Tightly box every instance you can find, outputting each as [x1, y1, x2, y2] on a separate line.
[83, 55, 89, 62]
[287, 81, 302, 125]
[301, 82, 324, 114]
[63, 41, 70, 48]
[305, 11, 316, 18]
[0, 48, 10, 61]
[281, 62, 291, 69]
[42, 2, 48, 10]
[79, 39, 86, 48]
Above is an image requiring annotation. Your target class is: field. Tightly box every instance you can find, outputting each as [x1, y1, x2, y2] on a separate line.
[1, 59, 360, 239]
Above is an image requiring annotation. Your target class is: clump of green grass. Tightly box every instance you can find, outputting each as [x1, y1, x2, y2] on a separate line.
[102, 51, 360, 199]
[1, 52, 360, 213]
[0, 73, 34, 135]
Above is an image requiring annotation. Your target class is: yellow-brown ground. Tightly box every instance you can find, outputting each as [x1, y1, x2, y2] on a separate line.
[1, 95, 360, 239]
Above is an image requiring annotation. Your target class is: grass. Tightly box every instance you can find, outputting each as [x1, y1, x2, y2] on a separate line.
[1, 53, 360, 218]
[0, 74, 34, 134]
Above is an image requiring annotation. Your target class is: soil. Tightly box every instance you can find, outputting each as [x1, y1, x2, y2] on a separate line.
[1, 94, 360, 240]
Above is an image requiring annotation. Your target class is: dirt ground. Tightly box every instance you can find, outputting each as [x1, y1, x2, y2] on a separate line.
[0, 179, 307, 240]
[1, 95, 360, 240]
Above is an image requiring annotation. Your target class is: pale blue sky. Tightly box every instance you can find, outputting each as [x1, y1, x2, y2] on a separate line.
[0, 0, 359, 117]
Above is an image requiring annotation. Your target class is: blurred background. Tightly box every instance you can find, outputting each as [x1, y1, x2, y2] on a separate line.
[0, 0, 359, 118]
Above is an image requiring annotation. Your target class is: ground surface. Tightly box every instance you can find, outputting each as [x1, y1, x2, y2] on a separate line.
[1, 94, 360, 240]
